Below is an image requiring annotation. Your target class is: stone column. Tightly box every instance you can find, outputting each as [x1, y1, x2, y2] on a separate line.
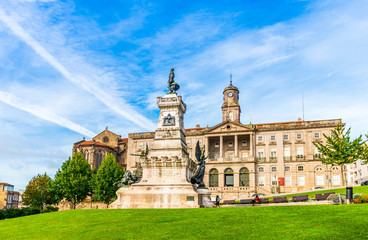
[205, 137, 209, 156]
[234, 135, 238, 157]
[249, 133, 253, 157]
[220, 135, 223, 159]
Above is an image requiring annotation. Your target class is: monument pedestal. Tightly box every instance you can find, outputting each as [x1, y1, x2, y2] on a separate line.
[111, 92, 213, 208]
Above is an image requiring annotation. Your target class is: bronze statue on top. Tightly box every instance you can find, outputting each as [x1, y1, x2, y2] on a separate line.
[167, 68, 180, 93]
[190, 141, 208, 189]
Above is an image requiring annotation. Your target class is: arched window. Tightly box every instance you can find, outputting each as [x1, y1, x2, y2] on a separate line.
[209, 169, 219, 187]
[332, 166, 339, 171]
[224, 168, 234, 187]
[315, 166, 323, 171]
[298, 165, 304, 171]
[258, 167, 264, 172]
[239, 168, 249, 187]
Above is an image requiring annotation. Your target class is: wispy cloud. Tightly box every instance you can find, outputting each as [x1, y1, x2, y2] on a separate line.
[0, 90, 96, 137]
[0, 6, 155, 131]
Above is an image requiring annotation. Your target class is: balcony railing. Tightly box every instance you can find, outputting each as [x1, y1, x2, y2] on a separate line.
[257, 157, 265, 162]
[296, 155, 305, 161]
[270, 157, 277, 162]
[284, 156, 291, 161]
[313, 154, 321, 160]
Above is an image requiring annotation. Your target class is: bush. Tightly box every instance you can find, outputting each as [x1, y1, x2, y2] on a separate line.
[354, 194, 368, 203]
[42, 206, 59, 213]
[0, 207, 41, 220]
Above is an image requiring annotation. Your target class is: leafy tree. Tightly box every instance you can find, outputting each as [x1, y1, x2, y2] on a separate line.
[314, 124, 366, 186]
[53, 152, 92, 209]
[92, 153, 124, 207]
[22, 173, 54, 210]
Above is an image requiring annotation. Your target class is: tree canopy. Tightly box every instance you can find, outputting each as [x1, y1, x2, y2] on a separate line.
[92, 153, 124, 207]
[313, 124, 367, 185]
[22, 173, 54, 210]
[53, 152, 92, 209]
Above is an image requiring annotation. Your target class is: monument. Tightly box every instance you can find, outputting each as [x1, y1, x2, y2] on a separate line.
[111, 68, 214, 208]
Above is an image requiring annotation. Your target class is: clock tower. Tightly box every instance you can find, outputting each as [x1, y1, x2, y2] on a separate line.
[222, 77, 241, 123]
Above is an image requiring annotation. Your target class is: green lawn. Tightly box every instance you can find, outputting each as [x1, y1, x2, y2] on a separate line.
[267, 185, 368, 200]
[1, 205, 368, 239]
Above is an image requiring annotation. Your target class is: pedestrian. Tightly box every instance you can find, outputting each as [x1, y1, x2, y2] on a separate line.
[215, 195, 221, 207]
[252, 194, 260, 206]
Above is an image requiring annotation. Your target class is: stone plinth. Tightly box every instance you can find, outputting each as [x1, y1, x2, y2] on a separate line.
[111, 93, 212, 208]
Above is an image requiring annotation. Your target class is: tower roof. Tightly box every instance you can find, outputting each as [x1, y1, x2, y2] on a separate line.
[223, 74, 239, 93]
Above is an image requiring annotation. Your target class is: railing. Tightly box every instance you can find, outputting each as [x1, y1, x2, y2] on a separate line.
[296, 155, 305, 161]
[270, 157, 277, 162]
[257, 157, 266, 162]
[284, 156, 291, 161]
[313, 154, 321, 160]
[208, 186, 253, 192]
[241, 157, 248, 161]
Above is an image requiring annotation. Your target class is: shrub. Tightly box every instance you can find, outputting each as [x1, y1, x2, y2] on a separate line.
[42, 206, 59, 213]
[354, 194, 368, 203]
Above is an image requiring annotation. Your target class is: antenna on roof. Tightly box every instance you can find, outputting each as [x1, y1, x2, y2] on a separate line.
[302, 92, 305, 121]
[250, 104, 252, 124]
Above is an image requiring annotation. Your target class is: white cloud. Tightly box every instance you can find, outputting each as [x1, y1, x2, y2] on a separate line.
[0, 90, 97, 137]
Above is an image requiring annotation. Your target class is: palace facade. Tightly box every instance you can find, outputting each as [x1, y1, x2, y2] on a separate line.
[73, 81, 346, 199]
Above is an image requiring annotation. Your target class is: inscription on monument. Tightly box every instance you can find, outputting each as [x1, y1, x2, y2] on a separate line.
[186, 196, 195, 201]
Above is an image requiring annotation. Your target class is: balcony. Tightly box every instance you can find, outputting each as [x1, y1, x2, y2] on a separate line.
[270, 157, 277, 163]
[284, 156, 291, 161]
[313, 154, 321, 160]
[257, 157, 266, 162]
[296, 155, 305, 161]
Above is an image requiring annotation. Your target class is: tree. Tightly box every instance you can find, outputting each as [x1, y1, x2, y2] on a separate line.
[92, 153, 124, 207]
[53, 152, 92, 209]
[22, 173, 54, 210]
[314, 124, 366, 186]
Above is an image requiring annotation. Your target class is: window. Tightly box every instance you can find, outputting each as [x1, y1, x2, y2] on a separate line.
[331, 131, 335, 137]
[316, 175, 324, 185]
[242, 140, 247, 146]
[239, 168, 249, 187]
[209, 169, 218, 187]
[314, 133, 320, 138]
[270, 135, 276, 141]
[297, 146, 304, 156]
[214, 153, 220, 159]
[285, 176, 291, 186]
[296, 133, 302, 140]
[138, 143, 144, 148]
[224, 168, 234, 187]
[227, 153, 234, 160]
[271, 176, 277, 186]
[257, 149, 264, 158]
[228, 141, 233, 147]
[315, 167, 323, 171]
[298, 166, 304, 171]
[283, 134, 289, 140]
[258, 176, 265, 186]
[298, 176, 305, 186]
[241, 152, 248, 160]
[332, 174, 340, 185]
[332, 166, 339, 171]
[283, 147, 290, 157]
[271, 166, 277, 172]
[270, 148, 277, 158]
[285, 166, 290, 171]
[314, 147, 320, 155]
[215, 142, 219, 148]
[258, 167, 264, 172]
[258, 136, 263, 141]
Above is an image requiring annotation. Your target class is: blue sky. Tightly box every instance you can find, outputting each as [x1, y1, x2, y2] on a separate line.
[1, 0, 368, 190]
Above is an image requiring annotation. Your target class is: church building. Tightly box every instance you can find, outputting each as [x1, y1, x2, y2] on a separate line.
[73, 81, 345, 199]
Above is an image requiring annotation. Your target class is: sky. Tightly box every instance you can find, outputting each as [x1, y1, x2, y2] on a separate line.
[0, 0, 368, 190]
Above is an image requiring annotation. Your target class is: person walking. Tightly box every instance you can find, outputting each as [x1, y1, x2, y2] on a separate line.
[215, 195, 221, 207]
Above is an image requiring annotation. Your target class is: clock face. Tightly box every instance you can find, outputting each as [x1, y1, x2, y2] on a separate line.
[102, 137, 109, 143]
[227, 92, 234, 98]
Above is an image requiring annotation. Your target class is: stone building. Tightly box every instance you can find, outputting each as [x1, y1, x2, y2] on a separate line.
[73, 128, 128, 170]
[126, 81, 345, 199]
[0, 183, 19, 209]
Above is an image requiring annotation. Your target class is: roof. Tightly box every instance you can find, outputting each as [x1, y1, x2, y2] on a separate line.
[0, 183, 9, 185]
[119, 138, 128, 143]
[78, 141, 110, 147]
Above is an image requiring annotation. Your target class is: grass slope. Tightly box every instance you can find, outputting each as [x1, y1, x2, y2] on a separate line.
[268, 186, 368, 200]
[1, 205, 368, 240]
